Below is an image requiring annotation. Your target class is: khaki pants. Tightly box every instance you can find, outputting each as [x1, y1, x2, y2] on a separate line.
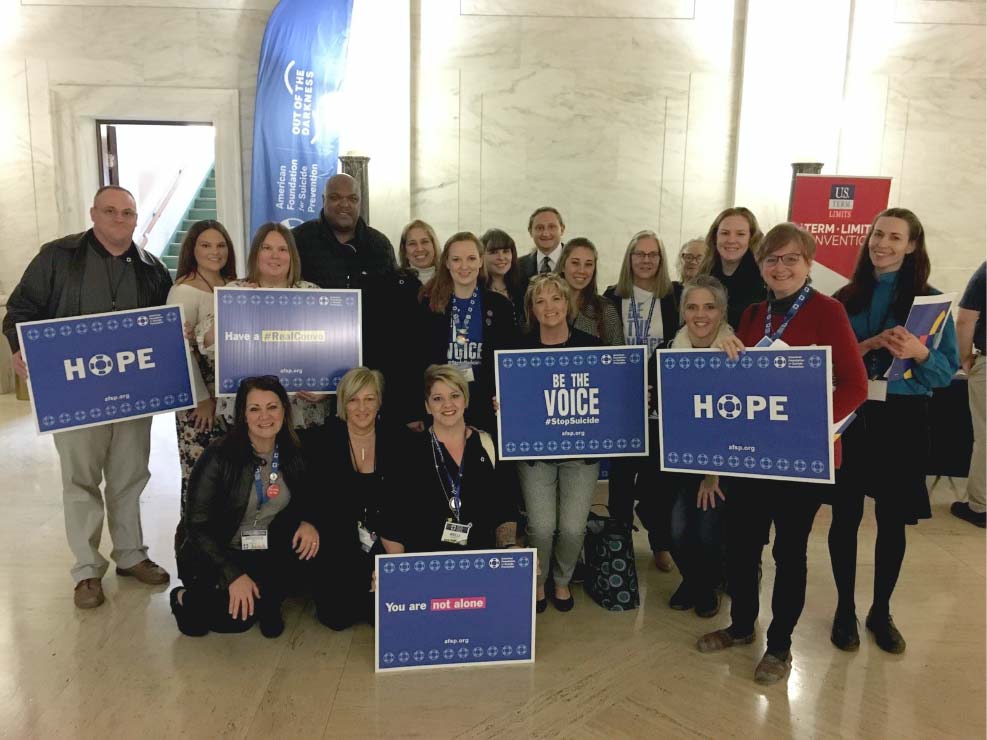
[967, 356, 986, 513]
[53, 417, 152, 582]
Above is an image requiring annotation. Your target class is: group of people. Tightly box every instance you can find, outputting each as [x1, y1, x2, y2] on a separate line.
[3, 172, 983, 687]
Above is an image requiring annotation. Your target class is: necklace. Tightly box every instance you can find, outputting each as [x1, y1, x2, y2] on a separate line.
[348, 428, 375, 466]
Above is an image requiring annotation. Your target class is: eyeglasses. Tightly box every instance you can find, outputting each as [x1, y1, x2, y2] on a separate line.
[762, 254, 804, 267]
[631, 251, 661, 262]
[680, 254, 703, 263]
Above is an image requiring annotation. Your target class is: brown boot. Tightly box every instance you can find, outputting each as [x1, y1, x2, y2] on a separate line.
[116, 559, 170, 585]
[74, 578, 105, 609]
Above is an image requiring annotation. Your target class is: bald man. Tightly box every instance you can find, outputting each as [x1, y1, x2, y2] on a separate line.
[3, 186, 173, 609]
[292, 173, 396, 289]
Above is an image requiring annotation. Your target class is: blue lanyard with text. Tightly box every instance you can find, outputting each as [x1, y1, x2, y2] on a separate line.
[430, 430, 465, 521]
[450, 289, 479, 345]
[763, 285, 812, 342]
[253, 446, 279, 508]
[628, 295, 657, 345]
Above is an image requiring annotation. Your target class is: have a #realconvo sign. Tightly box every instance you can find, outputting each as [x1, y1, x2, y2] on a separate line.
[17, 306, 195, 434]
[214, 287, 361, 396]
[656, 348, 834, 483]
[375, 548, 536, 673]
[494, 346, 648, 461]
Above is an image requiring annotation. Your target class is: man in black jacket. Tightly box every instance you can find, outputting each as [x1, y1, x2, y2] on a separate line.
[519, 206, 566, 285]
[292, 173, 399, 394]
[3, 186, 173, 609]
[291, 173, 396, 289]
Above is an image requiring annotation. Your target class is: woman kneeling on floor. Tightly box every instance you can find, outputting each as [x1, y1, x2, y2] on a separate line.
[171, 375, 323, 637]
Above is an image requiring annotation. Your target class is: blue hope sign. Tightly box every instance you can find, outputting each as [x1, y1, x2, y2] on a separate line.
[656, 347, 835, 483]
[375, 549, 536, 672]
[17, 306, 195, 434]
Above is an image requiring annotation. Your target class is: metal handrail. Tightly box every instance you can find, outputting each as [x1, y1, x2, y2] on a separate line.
[138, 168, 183, 249]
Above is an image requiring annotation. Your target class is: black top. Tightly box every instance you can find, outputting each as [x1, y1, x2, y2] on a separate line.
[378, 430, 519, 553]
[520, 325, 603, 350]
[417, 289, 521, 430]
[3, 230, 171, 353]
[293, 214, 396, 290]
[960, 261, 986, 352]
[176, 439, 311, 589]
[710, 250, 766, 330]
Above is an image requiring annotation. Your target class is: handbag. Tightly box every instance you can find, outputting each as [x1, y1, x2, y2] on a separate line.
[582, 506, 639, 611]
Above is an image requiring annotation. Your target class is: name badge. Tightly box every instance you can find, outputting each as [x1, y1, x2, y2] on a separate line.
[867, 379, 887, 402]
[441, 520, 472, 546]
[358, 523, 377, 553]
[241, 528, 268, 550]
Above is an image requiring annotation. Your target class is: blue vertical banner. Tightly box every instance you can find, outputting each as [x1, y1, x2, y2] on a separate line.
[249, 0, 354, 235]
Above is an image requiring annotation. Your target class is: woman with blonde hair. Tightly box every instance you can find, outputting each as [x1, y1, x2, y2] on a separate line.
[603, 230, 681, 571]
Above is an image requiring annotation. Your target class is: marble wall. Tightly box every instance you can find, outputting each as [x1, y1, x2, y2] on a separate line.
[0, 0, 983, 300]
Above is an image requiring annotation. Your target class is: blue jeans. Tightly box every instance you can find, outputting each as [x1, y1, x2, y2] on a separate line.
[519, 459, 600, 588]
[669, 474, 723, 597]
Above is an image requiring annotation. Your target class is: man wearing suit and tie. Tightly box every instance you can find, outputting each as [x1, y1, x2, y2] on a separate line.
[519, 207, 566, 285]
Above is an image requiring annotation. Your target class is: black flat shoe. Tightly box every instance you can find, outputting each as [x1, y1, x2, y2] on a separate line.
[694, 590, 720, 618]
[831, 611, 860, 651]
[536, 598, 548, 614]
[866, 610, 906, 654]
[669, 582, 693, 611]
[552, 593, 574, 612]
[259, 605, 285, 638]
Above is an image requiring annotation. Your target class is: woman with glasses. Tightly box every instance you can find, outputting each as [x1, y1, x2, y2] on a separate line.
[171, 376, 323, 638]
[696, 223, 867, 685]
[828, 208, 959, 655]
[378, 365, 519, 553]
[558, 237, 623, 346]
[699, 207, 767, 329]
[167, 220, 238, 503]
[673, 238, 707, 309]
[603, 231, 681, 572]
[418, 232, 520, 431]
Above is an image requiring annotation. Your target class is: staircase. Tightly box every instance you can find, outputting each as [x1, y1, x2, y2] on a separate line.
[161, 168, 217, 281]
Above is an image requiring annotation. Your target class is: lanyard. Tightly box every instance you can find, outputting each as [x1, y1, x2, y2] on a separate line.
[253, 445, 279, 509]
[763, 285, 812, 342]
[450, 289, 479, 345]
[103, 253, 131, 311]
[627, 295, 658, 345]
[430, 430, 465, 522]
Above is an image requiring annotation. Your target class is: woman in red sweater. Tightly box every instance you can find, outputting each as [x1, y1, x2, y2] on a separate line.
[696, 223, 867, 685]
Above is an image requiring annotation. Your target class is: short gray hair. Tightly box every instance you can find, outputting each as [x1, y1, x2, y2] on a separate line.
[679, 274, 728, 319]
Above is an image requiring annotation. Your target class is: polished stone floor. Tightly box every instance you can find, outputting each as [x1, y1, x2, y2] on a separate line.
[0, 394, 983, 739]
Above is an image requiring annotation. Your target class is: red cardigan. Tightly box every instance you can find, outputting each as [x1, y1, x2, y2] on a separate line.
[737, 290, 868, 467]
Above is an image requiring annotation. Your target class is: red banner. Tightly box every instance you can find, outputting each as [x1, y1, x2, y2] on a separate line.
[790, 175, 892, 280]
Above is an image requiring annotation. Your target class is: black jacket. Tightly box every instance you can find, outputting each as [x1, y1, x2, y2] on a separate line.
[518, 251, 539, 285]
[710, 250, 766, 330]
[176, 440, 313, 589]
[417, 289, 521, 430]
[602, 285, 680, 350]
[3, 230, 172, 353]
[293, 213, 396, 290]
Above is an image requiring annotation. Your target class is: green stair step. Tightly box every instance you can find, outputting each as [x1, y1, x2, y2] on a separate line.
[187, 208, 217, 220]
[195, 197, 216, 210]
[162, 255, 179, 269]
[199, 187, 216, 199]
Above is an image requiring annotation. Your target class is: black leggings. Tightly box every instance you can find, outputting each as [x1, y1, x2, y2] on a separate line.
[828, 397, 929, 618]
[608, 420, 673, 552]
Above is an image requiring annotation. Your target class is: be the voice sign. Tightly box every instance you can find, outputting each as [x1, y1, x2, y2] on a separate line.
[545, 372, 600, 416]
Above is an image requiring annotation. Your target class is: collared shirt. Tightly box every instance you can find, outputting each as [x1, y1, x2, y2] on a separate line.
[79, 235, 140, 314]
[536, 243, 563, 274]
